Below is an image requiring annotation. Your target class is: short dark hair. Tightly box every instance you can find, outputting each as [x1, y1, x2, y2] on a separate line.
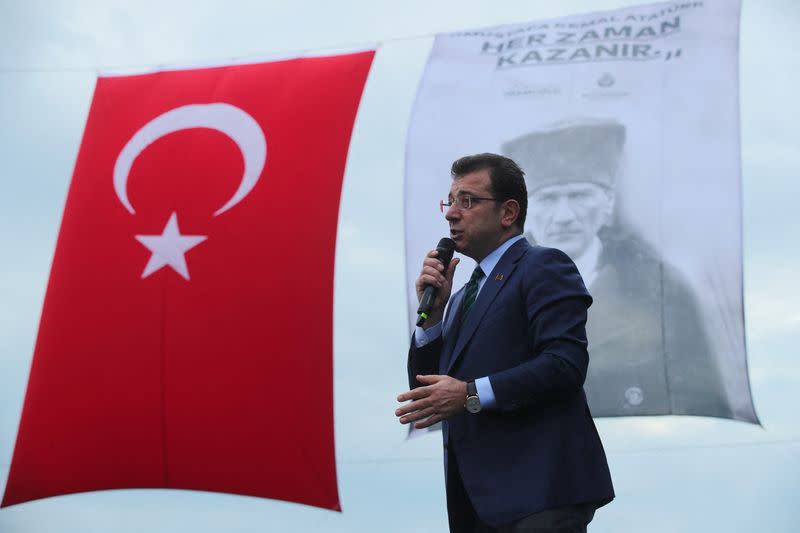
[450, 153, 527, 229]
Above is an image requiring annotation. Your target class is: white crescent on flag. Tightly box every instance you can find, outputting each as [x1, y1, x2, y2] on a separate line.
[112, 102, 267, 216]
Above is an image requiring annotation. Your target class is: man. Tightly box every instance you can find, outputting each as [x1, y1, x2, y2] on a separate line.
[502, 118, 732, 418]
[396, 154, 613, 532]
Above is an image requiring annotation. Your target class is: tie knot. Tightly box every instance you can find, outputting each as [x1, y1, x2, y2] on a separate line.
[469, 266, 485, 283]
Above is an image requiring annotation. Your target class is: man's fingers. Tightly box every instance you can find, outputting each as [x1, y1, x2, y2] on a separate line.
[422, 258, 446, 274]
[421, 265, 446, 281]
[396, 385, 430, 403]
[414, 413, 442, 430]
[395, 397, 430, 417]
[423, 249, 442, 268]
[417, 273, 443, 289]
[399, 407, 435, 425]
[417, 263, 446, 287]
[445, 257, 460, 281]
[415, 374, 441, 385]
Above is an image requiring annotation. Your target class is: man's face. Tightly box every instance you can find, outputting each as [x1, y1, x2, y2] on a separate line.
[444, 169, 504, 262]
[526, 182, 613, 258]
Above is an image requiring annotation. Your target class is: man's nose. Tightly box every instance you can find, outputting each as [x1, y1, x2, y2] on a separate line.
[551, 197, 576, 224]
[445, 203, 460, 222]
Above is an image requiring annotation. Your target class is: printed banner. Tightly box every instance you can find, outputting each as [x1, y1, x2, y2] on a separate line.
[3, 51, 374, 508]
[405, 1, 756, 421]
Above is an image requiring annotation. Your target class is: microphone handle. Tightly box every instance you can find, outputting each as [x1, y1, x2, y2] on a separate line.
[416, 238, 456, 327]
[416, 286, 437, 326]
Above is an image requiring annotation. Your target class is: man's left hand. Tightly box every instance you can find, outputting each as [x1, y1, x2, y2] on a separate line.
[396, 375, 467, 429]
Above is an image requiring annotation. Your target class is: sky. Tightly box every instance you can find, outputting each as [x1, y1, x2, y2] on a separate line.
[0, 0, 799, 532]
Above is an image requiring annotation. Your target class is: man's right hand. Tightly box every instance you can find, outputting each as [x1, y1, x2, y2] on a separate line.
[415, 250, 459, 328]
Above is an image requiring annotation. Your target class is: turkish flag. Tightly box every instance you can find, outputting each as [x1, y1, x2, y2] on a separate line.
[2, 51, 374, 510]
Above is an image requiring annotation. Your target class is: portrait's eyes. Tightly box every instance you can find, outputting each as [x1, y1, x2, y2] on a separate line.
[569, 191, 591, 201]
[533, 193, 557, 205]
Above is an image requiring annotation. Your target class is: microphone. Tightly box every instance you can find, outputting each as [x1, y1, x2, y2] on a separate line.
[416, 237, 456, 327]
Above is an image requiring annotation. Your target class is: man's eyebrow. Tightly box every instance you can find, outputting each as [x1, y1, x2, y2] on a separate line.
[450, 188, 478, 196]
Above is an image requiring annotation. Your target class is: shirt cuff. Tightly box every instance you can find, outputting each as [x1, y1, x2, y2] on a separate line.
[475, 376, 497, 409]
[414, 322, 442, 347]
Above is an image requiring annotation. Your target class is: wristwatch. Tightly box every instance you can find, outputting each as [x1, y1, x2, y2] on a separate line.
[465, 380, 481, 414]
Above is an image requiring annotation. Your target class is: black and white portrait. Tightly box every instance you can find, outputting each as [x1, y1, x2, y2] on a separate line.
[503, 118, 733, 417]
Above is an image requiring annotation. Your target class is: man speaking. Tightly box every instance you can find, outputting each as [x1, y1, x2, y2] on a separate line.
[396, 154, 613, 532]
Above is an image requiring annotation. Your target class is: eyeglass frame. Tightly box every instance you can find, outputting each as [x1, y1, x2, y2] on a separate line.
[440, 195, 502, 213]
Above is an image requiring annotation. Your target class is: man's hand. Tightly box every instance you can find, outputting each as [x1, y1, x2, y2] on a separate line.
[395, 375, 467, 429]
[415, 250, 459, 328]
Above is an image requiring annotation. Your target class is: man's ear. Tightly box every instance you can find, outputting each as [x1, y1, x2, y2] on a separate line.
[501, 199, 521, 229]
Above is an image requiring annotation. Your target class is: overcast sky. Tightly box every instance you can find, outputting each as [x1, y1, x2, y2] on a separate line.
[1, 0, 798, 532]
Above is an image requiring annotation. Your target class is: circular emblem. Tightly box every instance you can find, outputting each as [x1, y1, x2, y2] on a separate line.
[598, 73, 616, 88]
[624, 386, 644, 406]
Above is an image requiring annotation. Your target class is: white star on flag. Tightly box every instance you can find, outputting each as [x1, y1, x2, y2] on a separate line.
[135, 212, 207, 280]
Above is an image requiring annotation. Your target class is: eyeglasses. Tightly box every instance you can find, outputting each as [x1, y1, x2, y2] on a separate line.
[440, 195, 500, 213]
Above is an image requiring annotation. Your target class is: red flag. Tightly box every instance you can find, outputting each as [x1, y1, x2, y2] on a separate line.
[2, 51, 374, 510]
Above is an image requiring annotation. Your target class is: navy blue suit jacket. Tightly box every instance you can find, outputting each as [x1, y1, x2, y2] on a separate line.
[409, 238, 614, 526]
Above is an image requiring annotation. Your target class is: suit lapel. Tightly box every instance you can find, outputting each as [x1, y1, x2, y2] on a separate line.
[445, 239, 529, 375]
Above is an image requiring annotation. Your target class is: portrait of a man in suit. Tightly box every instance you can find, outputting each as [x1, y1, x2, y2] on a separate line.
[502, 118, 732, 417]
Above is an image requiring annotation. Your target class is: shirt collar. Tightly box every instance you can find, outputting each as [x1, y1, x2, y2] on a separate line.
[477, 234, 525, 279]
[572, 236, 602, 287]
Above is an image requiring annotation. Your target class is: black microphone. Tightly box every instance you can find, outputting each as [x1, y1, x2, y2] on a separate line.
[416, 238, 456, 327]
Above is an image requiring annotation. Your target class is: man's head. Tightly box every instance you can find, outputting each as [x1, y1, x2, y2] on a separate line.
[444, 153, 527, 261]
[502, 118, 624, 258]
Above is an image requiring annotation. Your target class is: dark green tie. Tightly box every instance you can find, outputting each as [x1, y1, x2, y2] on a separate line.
[461, 266, 485, 324]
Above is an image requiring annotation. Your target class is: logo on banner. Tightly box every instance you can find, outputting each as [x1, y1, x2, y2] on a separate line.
[624, 387, 644, 407]
[597, 73, 616, 88]
[503, 81, 561, 99]
[582, 71, 628, 101]
[112, 103, 267, 280]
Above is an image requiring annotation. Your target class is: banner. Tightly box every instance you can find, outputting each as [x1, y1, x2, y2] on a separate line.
[405, 1, 756, 422]
[3, 51, 374, 508]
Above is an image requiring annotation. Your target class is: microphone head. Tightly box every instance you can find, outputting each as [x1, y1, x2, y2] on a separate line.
[435, 237, 456, 267]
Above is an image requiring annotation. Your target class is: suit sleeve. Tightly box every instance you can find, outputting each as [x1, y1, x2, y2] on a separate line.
[407, 333, 443, 390]
[489, 247, 593, 412]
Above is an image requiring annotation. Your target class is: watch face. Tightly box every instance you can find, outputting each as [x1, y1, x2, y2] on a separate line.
[466, 395, 481, 413]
